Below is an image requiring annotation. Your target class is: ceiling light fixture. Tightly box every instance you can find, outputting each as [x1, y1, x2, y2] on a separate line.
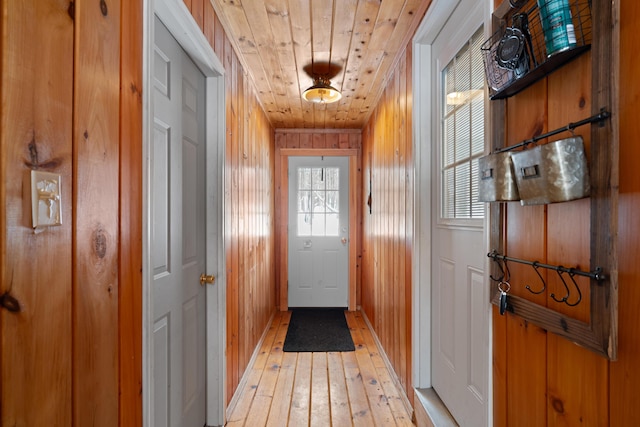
[302, 76, 342, 104]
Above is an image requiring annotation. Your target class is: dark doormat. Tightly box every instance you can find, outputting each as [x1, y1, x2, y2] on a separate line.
[283, 308, 355, 352]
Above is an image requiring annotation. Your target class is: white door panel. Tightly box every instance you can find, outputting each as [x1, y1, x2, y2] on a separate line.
[432, 228, 487, 425]
[429, 1, 489, 425]
[288, 156, 349, 307]
[152, 17, 206, 427]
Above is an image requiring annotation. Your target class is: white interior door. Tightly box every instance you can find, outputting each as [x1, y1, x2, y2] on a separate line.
[151, 16, 207, 427]
[429, 1, 490, 426]
[288, 156, 349, 307]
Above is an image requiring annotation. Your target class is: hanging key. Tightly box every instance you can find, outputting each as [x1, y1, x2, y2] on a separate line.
[498, 281, 510, 316]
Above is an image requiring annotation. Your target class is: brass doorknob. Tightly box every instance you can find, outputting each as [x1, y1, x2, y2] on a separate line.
[199, 273, 215, 286]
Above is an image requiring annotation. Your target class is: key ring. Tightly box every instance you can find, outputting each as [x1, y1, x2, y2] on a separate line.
[498, 281, 511, 293]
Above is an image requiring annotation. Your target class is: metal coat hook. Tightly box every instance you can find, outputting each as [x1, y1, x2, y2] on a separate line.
[487, 251, 604, 308]
[489, 252, 511, 283]
[549, 268, 582, 307]
[550, 268, 571, 304]
[525, 261, 546, 294]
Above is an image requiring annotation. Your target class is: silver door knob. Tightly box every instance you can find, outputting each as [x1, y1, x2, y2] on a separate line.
[341, 237, 347, 245]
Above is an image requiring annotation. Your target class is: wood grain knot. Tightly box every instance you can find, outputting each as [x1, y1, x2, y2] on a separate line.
[93, 228, 108, 259]
[0, 292, 21, 313]
[24, 136, 62, 169]
[100, 0, 108, 16]
[532, 121, 544, 138]
[560, 317, 569, 332]
[28, 137, 39, 165]
[552, 397, 565, 414]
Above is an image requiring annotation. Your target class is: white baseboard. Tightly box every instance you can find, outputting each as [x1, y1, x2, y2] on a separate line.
[414, 387, 458, 427]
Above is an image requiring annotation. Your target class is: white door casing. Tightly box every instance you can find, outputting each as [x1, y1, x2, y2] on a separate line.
[144, 1, 226, 426]
[412, 0, 493, 426]
[288, 156, 350, 308]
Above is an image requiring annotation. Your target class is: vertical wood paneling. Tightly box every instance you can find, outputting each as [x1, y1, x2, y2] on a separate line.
[192, 0, 204, 30]
[545, 53, 608, 426]
[194, 5, 276, 404]
[203, 0, 216, 45]
[502, 79, 548, 426]
[611, 1, 640, 425]
[119, 0, 143, 425]
[0, 2, 73, 425]
[361, 45, 413, 401]
[73, 0, 121, 424]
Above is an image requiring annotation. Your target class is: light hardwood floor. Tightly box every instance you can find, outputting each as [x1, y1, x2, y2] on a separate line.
[226, 310, 415, 426]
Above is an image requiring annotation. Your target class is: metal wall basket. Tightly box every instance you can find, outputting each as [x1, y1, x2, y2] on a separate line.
[510, 136, 590, 205]
[481, 0, 592, 99]
[478, 151, 520, 202]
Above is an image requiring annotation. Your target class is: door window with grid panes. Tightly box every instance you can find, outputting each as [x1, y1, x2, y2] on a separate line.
[441, 27, 485, 221]
[296, 166, 340, 236]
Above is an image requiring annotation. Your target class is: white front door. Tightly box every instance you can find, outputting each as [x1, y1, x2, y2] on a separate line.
[288, 156, 350, 307]
[428, 1, 490, 426]
[151, 17, 207, 427]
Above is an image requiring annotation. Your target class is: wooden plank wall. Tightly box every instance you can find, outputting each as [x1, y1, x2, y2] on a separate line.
[273, 129, 363, 311]
[74, 1, 121, 423]
[361, 46, 413, 401]
[611, 2, 640, 425]
[1, 0, 129, 425]
[0, 2, 74, 425]
[492, 1, 640, 425]
[119, 0, 144, 425]
[187, 0, 277, 405]
[0, 0, 275, 424]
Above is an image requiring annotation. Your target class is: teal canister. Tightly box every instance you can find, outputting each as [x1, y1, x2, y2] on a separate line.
[537, 0, 576, 56]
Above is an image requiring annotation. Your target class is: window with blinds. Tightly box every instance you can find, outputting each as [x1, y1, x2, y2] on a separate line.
[441, 27, 485, 221]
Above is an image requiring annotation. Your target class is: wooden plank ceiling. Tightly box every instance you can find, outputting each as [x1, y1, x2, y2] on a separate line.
[210, 0, 431, 129]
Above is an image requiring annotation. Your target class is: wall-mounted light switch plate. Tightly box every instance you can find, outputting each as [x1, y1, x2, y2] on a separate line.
[31, 170, 62, 228]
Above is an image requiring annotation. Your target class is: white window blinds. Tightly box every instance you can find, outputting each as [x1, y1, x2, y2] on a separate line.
[441, 27, 485, 220]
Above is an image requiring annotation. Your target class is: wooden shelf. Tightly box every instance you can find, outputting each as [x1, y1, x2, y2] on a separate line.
[489, 45, 591, 99]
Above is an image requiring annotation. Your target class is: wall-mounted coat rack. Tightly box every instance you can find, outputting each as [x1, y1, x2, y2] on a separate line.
[488, 250, 606, 308]
[487, 0, 618, 360]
